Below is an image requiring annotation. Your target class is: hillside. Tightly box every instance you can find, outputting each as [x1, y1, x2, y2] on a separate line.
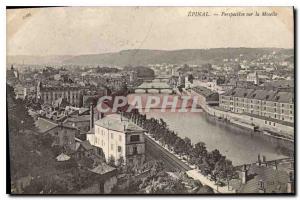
[7, 55, 73, 65]
[7, 48, 293, 66]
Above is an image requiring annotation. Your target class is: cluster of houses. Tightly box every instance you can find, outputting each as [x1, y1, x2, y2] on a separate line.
[33, 99, 146, 193]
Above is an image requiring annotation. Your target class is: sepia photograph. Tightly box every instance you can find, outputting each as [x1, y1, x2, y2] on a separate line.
[6, 6, 295, 195]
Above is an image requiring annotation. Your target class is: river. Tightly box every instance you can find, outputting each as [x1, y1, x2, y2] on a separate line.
[127, 92, 289, 166]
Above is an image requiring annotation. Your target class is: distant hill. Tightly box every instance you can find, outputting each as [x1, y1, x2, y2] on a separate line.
[7, 55, 73, 65]
[7, 48, 293, 66]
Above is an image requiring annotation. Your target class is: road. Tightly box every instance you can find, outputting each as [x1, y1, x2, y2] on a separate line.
[145, 134, 192, 172]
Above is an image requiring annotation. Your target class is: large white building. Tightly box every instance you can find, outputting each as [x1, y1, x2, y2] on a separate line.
[87, 113, 145, 166]
[247, 71, 259, 85]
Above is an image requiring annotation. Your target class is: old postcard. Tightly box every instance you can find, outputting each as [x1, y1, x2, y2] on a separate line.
[7, 7, 295, 194]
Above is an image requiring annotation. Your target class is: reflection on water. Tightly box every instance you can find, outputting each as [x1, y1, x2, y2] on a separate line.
[128, 94, 287, 166]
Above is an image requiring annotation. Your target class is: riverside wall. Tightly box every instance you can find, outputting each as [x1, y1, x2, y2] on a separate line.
[188, 90, 294, 144]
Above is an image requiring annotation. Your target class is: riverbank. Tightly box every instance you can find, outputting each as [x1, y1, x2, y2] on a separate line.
[185, 89, 294, 144]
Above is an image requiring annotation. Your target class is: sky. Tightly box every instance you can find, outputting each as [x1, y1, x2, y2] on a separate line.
[7, 7, 294, 56]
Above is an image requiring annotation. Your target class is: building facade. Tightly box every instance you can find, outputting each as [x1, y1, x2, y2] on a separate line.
[37, 82, 82, 106]
[191, 86, 220, 107]
[247, 71, 259, 85]
[219, 87, 294, 124]
[87, 114, 145, 166]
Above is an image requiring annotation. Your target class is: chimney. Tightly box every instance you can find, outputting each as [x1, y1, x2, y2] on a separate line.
[90, 103, 94, 130]
[287, 171, 294, 193]
[258, 180, 265, 193]
[262, 155, 266, 163]
[257, 154, 261, 166]
[241, 165, 248, 184]
[261, 155, 267, 167]
[273, 160, 278, 170]
[97, 112, 100, 120]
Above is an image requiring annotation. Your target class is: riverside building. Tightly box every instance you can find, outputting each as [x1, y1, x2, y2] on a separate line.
[87, 113, 145, 166]
[219, 87, 294, 124]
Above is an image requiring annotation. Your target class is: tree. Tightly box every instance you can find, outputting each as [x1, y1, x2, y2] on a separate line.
[174, 138, 185, 156]
[117, 156, 124, 167]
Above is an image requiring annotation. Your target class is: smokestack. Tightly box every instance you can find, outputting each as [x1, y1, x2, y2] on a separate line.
[90, 103, 94, 130]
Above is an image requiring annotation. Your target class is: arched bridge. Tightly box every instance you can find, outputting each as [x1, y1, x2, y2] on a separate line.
[131, 87, 174, 94]
[128, 85, 175, 94]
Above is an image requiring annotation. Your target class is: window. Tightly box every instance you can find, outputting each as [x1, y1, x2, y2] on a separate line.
[265, 121, 267, 124]
[118, 146, 122, 153]
[275, 114, 277, 118]
[132, 146, 138, 155]
[269, 122, 271, 125]
[282, 103, 284, 107]
[130, 135, 140, 142]
[119, 135, 122, 142]
[273, 122, 275, 126]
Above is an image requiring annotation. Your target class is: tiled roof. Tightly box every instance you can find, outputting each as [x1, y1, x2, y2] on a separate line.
[230, 164, 290, 193]
[271, 91, 294, 103]
[64, 115, 90, 123]
[80, 140, 94, 151]
[56, 153, 71, 161]
[89, 162, 116, 175]
[222, 87, 294, 103]
[94, 114, 144, 133]
[35, 117, 58, 133]
[192, 86, 217, 97]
